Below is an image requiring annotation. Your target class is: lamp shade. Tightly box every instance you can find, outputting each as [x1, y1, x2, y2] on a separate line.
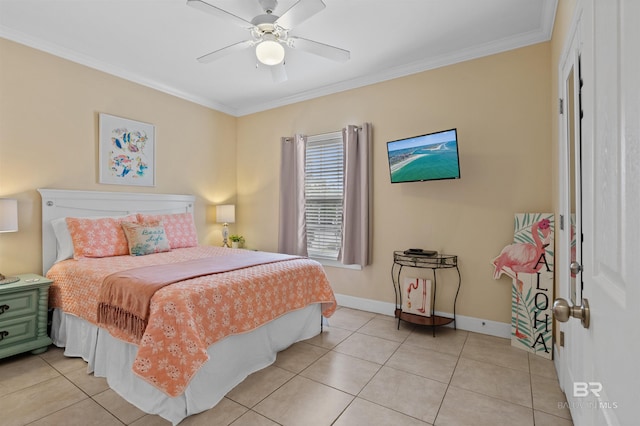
[255, 39, 285, 66]
[0, 199, 18, 233]
[216, 204, 235, 224]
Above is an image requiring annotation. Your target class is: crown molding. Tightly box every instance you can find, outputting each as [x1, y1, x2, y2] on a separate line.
[1, 0, 557, 118]
[0, 26, 239, 116]
[235, 18, 557, 116]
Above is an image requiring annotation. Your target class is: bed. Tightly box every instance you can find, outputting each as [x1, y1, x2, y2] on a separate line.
[38, 189, 336, 425]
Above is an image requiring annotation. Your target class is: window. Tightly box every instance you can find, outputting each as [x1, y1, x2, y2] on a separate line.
[305, 132, 343, 260]
[279, 124, 370, 268]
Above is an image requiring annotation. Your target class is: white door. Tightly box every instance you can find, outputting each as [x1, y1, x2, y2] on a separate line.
[555, 1, 640, 425]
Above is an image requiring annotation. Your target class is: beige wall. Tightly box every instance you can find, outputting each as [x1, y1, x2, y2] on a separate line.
[238, 43, 552, 323]
[0, 38, 237, 276]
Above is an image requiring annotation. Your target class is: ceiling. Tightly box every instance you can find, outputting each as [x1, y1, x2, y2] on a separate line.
[0, 0, 557, 117]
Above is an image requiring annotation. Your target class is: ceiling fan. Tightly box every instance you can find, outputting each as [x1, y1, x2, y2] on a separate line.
[187, 0, 350, 82]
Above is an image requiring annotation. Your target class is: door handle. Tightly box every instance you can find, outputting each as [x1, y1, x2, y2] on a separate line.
[553, 297, 590, 328]
[570, 261, 583, 275]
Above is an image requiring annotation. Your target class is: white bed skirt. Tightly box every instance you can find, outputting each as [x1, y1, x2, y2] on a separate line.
[51, 304, 322, 425]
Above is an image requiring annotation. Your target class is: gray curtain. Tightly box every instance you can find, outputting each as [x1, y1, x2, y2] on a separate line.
[339, 123, 372, 266]
[278, 134, 308, 256]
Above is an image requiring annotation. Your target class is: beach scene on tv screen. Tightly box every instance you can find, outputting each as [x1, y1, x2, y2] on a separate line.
[388, 129, 459, 183]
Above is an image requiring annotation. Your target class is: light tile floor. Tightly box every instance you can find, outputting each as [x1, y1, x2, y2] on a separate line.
[0, 307, 573, 425]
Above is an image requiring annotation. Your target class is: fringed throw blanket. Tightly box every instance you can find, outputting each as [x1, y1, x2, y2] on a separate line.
[97, 251, 299, 340]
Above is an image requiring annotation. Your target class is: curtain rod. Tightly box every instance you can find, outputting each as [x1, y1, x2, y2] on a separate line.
[284, 126, 363, 142]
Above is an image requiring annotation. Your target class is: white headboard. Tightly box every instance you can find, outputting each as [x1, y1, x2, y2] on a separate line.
[38, 189, 195, 274]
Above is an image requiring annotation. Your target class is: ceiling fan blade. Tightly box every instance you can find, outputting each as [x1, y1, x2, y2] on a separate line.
[275, 0, 325, 30]
[270, 63, 288, 83]
[187, 0, 255, 29]
[197, 40, 254, 63]
[288, 37, 350, 62]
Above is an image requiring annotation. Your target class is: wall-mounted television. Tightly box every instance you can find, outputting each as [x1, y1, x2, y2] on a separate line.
[386, 128, 461, 183]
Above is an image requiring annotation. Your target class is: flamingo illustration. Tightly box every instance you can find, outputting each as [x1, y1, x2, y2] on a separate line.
[492, 218, 551, 339]
[407, 278, 428, 314]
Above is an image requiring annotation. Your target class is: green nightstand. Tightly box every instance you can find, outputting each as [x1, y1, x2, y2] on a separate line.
[0, 274, 53, 359]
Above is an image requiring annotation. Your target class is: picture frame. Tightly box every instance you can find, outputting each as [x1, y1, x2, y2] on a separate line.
[403, 277, 432, 317]
[99, 113, 155, 186]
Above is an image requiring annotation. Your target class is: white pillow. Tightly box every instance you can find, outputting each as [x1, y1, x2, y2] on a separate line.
[51, 217, 74, 263]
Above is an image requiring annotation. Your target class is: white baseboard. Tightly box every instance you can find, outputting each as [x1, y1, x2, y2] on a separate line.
[334, 293, 511, 339]
[334, 294, 393, 316]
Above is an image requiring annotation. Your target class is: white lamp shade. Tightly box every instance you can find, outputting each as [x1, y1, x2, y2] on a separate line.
[216, 204, 235, 224]
[255, 40, 285, 65]
[0, 198, 18, 233]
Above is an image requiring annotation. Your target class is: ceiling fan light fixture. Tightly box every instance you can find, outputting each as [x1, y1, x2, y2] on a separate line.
[256, 39, 285, 65]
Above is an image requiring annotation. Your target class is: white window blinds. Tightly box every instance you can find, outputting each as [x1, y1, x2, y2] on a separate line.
[305, 132, 344, 259]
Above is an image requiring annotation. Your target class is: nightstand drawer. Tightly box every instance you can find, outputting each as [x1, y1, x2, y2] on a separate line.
[0, 275, 52, 359]
[0, 289, 37, 321]
[0, 315, 37, 349]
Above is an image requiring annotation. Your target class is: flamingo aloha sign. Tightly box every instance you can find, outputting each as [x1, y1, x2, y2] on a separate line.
[492, 213, 554, 359]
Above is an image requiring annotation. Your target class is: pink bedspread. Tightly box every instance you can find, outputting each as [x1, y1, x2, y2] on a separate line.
[47, 246, 337, 397]
[98, 251, 301, 340]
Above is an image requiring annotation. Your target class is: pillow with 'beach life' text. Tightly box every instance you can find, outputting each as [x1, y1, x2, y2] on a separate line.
[121, 221, 171, 256]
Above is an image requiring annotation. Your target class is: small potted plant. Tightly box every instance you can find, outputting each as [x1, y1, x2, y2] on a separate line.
[229, 234, 245, 249]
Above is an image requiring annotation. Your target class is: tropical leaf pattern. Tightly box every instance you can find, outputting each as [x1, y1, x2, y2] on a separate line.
[510, 213, 554, 359]
[514, 212, 555, 271]
[512, 284, 533, 344]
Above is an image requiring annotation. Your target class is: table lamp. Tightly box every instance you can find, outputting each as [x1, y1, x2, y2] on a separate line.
[216, 204, 235, 248]
[0, 198, 19, 285]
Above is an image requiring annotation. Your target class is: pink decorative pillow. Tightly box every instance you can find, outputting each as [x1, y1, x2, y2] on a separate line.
[66, 214, 138, 259]
[137, 212, 198, 249]
[121, 221, 171, 256]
